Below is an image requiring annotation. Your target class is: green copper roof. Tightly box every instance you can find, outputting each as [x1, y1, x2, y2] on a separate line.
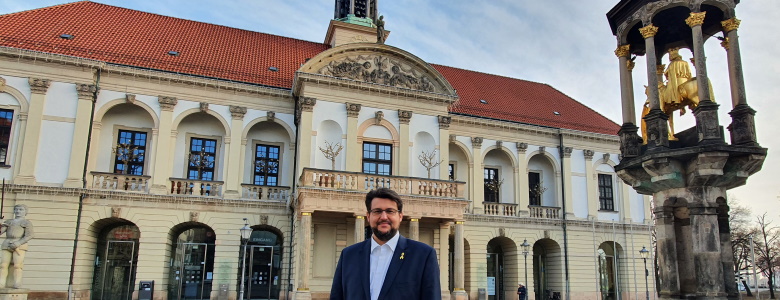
[336, 14, 376, 28]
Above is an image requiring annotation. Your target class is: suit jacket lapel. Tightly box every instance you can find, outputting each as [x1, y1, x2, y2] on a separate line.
[378, 236, 407, 300]
[361, 240, 371, 300]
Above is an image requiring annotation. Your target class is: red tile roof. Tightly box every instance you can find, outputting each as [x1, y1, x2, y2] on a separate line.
[0, 1, 619, 135]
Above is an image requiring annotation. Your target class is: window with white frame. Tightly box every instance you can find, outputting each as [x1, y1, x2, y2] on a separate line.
[598, 174, 615, 211]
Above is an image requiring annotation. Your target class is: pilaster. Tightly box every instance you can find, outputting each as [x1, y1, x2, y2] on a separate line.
[15, 78, 50, 185]
[470, 137, 484, 214]
[295, 212, 313, 300]
[560, 147, 574, 218]
[64, 83, 98, 188]
[296, 97, 316, 176]
[345, 102, 360, 172]
[439, 221, 451, 298]
[224, 106, 247, 197]
[150, 96, 177, 193]
[584, 150, 598, 219]
[438, 116, 451, 180]
[398, 110, 411, 176]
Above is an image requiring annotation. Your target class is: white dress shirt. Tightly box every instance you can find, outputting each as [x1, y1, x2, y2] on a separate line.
[369, 232, 400, 300]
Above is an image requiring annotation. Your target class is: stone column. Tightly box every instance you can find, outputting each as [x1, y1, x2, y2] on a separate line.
[398, 110, 412, 176]
[224, 106, 247, 198]
[15, 78, 50, 185]
[354, 215, 365, 244]
[439, 221, 451, 297]
[584, 150, 598, 219]
[686, 12, 723, 144]
[296, 212, 313, 299]
[721, 18, 759, 146]
[452, 221, 467, 300]
[654, 206, 680, 298]
[345, 102, 361, 172]
[616, 44, 636, 125]
[516, 143, 529, 217]
[690, 204, 726, 298]
[639, 24, 670, 151]
[718, 203, 739, 300]
[64, 83, 98, 188]
[409, 218, 419, 240]
[296, 97, 316, 176]
[560, 147, 574, 218]
[470, 137, 484, 214]
[150, 96, 177, 194]
[438, 116, 451, 180]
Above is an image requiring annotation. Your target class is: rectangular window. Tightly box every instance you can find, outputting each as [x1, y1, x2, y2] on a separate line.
[448, 163, 455, 181]
[484, 168, 499, 203]
[0, 109, 12, 165]
[528, 172, 541, 206]
[599, 174, 615, 211]
[254, 144, 280, 186]
[362, 142, 392, 176]
[188, 137, 217, 181]
[113, 129, 147, 175]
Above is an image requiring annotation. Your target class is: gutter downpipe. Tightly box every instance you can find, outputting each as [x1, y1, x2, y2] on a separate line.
[68, 66, 101, 299]
[285, 94, 302, 300]
[558, 129, 571, 300]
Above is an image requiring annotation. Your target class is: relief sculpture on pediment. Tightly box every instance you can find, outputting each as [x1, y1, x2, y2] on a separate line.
[318, 55, 436, 93]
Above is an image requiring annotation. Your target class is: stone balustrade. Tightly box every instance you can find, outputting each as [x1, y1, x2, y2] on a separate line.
[169, 178, 223, 197]
[300, 168, 465, 198]
[91, 172, 150, 192]
[241, 184, 290, 201]
[528, 205, 561, 219]
[482, 202, 518, 217]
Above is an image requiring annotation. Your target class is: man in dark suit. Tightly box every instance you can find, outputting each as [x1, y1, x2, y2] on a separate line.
[330, 188, 441, 300]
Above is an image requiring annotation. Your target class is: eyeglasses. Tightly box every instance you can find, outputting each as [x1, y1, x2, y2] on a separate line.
[369, 209, 400, 216]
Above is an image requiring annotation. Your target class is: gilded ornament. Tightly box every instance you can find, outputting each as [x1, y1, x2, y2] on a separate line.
[721, 18, 741, 32]
[614, 45, 630, 58]
[639, 24, 659, 39]
[720, 37, 729, 50]
[626, 60, 636, 71]
[685, 12, 706, 27]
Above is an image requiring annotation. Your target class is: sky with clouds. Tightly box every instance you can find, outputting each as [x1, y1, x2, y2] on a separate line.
[1, 0, 778, 220]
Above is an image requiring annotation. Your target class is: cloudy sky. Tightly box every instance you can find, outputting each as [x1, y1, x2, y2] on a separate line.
[2, 0, 778, 220]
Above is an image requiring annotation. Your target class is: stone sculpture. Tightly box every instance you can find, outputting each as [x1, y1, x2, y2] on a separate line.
[0, 204, 33, 289]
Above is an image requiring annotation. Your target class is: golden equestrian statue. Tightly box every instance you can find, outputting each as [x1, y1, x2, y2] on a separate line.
[641, 48, 715, 143]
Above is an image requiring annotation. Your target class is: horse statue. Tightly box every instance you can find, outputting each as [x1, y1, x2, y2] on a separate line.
[641, 48, 715, 144]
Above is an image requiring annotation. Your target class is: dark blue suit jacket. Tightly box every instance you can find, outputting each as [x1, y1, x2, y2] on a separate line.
[330, 235, 441, 300]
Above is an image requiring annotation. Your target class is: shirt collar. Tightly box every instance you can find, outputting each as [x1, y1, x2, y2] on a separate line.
[370, 231, 400, 252]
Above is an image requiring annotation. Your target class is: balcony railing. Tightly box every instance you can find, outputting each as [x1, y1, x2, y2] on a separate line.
[241, 184, 290, 201]
[529, 205, 561, 219]
[300, 168, 464, 198]
[169, 178, 223, 197]
[483, 202, 518, 217]
[91, 172, 150, 192]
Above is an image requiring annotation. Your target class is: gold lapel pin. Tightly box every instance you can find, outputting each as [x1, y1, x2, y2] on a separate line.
[400, 252, 405, 260]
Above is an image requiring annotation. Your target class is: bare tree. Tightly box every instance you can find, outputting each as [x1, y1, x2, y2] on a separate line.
[318, 141, 343, 170]
[754, 213, 780, 298]
[729, 198, 754, 294]
[418, 149, 442, 179]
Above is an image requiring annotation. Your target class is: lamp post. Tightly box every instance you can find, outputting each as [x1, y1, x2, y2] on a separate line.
[639, 246, 650, 300]
[239, 218, 253, 300]
[521, 239, 530, 300]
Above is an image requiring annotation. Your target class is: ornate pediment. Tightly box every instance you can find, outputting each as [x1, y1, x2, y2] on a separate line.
[318, 54, 439, 93]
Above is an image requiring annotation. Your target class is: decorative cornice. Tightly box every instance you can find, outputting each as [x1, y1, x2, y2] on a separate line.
[28, 78, 51, 94]
[584, 149, 595, 160]
[449, 115, 620, 145]
[516, 142, 528, 153]
[685, 12, 706, 28]
[561, 146, 573, 158]
[614, 45, 630, 58]
[158, 96, 178, 111]
[346, 102, 361, 117]
[471, 137, 483, 148]
[317, 54, 437, 93]
[76, 83, 97, 101]
[199, 102, 209, 113]
[721, 18, 741, 32]
[267, 111, 276, 121]
[398, 110, 413, 124]
[299, 97, 317, 112]
[229, 105, 247, 119]
[294, 72, 458, 105]
[639, 24, 659, 39]
[438, 115, 451, 129]
[125, 93, 136, 104]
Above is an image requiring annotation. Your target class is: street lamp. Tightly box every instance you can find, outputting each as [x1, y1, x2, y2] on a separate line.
[239, 218, 253, 300]
[521, 239, 530, 300]
[639, 246, 650, 300]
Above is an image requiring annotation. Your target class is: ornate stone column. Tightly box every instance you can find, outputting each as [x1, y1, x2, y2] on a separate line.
[15, 78, 50, 184]
[408, 218, 419, 240]
[398, 110, 412, 176]
[654, 206, 681, 298]
[452, 221, 467, 300]
[64, 83, 98, 188]
[296, 212, 313, 300]
[296, 97, 317, 176]
[639, 24, 670, 151]
[224, 106, 247, 198]
[616, 44, 636, 125]
[687, 12, 723, 144]
[438, 116, 451, 180]
[150, 96, 177, 193]
[354, 215, 365, 244]
[470, 137, 484, 214]
[721, 18, 759, 146]
[344, 102, 361, 172]
[516, 143, 529, 217]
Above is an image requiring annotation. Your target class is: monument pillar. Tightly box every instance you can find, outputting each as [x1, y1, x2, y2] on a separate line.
[721, 17, 759, 146]
[689, 202, 727, 299]
[639, 24, 670, 151]
[687, 12, 723, 144]
[654, 207, 680, 299]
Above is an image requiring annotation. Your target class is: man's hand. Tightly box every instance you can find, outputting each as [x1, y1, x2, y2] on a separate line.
[7, 241, 17, 249]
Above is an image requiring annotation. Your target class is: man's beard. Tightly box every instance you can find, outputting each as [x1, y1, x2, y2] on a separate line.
[371, 222, 397, 242]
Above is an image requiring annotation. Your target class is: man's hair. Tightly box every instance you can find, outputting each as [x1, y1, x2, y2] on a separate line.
[365, 188, 403, 212]
[14, 204, 28, 214]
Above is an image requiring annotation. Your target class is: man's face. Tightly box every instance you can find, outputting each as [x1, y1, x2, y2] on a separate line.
[13, 206, 25, 218]
[366, 197, 403, 242]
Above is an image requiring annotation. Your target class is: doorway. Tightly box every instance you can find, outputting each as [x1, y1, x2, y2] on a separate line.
[169, 227, 216, 300]
[91, 224, 140, 300]
[240, 228, 282, 300]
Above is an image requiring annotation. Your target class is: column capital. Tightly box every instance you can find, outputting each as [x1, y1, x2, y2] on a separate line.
[639, 24, 659, 39]
[398, 110, 413, 124]
[76, 83, 98, 101]
[455, 221, 465, 225]
[583, 149, 595, 160]
[410, 218, 419, 222]
[438, 115, 451, 129]
[301, 212, 312, 216]
[685, 12, 706, 28]
[299, 97, 317, 112]
[346, 102, 361, 117]
[158, 96, 178, 111]
[229, 105, 247, 120]
[560, 146, 573, 158]
[471, 137, 483, 148]
[721, 18, 741, 32]
[28, 78, 51, 94]
[516, 142, 528, 153]
[614, 44, 631, 58]
[355, 215, 365, 219]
